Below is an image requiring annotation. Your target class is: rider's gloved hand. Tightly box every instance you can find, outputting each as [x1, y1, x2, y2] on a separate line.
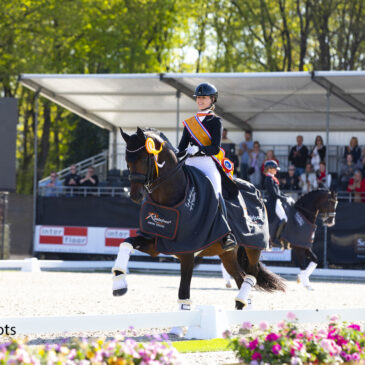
[186, 145, 200, 156]
[286, 196, 295, 205]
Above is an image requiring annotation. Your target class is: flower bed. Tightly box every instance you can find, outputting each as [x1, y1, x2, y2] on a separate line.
[0, 335, 181, 364]
[226, 313, 365, 365]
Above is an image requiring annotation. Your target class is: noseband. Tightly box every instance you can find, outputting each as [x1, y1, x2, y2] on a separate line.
[319, 197, 337, 225]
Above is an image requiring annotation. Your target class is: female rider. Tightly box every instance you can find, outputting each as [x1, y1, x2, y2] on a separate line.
[177, 82, 235, 250]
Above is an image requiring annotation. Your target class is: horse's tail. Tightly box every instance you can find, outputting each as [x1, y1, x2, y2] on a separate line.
[237, 246, 286, 292]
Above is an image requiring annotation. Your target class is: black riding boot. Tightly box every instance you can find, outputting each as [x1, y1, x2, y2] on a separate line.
[218, 194, 237, 251]
[275, 219, 287, 240]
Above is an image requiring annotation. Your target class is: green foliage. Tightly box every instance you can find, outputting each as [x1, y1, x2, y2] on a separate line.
[1, 0, 364, 193]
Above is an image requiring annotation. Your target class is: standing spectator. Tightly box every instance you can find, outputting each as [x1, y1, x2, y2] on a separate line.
[221, 128, 232, 143]
[310, 135, 326, 172]
[280, 165, 299, 191]
[261, 150, 279, 173]
[248, 141, 265, 187]
[298, 163, 318, 194]
[238, 130, 253, 180]
[347, 170, 365, 202]
[344, 137, 361, 164]
[361, 154, 365, 179]
[340, 154, 357, 190]
[38, 171, 62, 197]
[316, 161, 331, 189]
[80, 166, 99, 192]
[64, 164, 81, 188]
[289, 135, 309, 176]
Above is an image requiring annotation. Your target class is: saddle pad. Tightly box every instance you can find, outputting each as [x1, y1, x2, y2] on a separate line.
[140, 201, 179, 240]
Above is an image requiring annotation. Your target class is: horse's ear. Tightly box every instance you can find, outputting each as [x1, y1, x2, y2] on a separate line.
[136, 127, 145, 140]
[120, 128, 130, 143]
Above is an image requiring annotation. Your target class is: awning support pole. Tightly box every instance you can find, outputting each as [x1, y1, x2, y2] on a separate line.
[32, 90, 40, 256]
[323, 90, 330, 269]
[176, 90, 181, 147]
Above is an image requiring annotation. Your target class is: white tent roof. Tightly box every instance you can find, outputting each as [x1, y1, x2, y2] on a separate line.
[19, 71, 365, 132]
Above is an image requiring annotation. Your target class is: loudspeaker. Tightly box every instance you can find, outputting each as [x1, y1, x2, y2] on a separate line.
[0, 98, 18, 191]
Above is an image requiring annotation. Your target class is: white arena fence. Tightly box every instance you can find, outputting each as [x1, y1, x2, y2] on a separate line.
[2, 307, 365, 339]
[1, 257, 365, 280]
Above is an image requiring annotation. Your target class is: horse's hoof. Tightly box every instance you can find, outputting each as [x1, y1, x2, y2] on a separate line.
[169, 326, 185, 337]
[226, 281, 232, 289]
[113, 287, 128, 296]
[235, 300, 246, 310]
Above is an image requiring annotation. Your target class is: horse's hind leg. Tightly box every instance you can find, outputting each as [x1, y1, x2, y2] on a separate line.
[169, 253, 194, 337]
[294, 247, 318, 290]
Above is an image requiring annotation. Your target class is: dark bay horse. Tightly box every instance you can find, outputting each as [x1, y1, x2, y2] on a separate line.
[276, 190, 337, 290]
[112, 127, 285, 317]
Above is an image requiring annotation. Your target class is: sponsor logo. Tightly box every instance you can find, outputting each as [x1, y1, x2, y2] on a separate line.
[105, 228, 137, 247]
[145, 212, 172, 228]
[39, 226, 88, 246]
[185, 187, 196, 212]
[356, 238, 365, 253]
[295, 212, 304, 226]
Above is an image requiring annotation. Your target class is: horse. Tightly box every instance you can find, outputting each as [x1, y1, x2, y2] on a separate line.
[112, 127, 285, 325]
[274, 190, 338, 290]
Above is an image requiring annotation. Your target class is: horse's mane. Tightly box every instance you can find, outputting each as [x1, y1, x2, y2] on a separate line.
[295, 189, 328, 208]
[143, 128, 178, 153]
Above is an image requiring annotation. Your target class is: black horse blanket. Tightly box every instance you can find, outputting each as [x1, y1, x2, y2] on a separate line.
[139, 167, 269, 254]
[140, 166, 230, 254]
[281, 206, 317, 248]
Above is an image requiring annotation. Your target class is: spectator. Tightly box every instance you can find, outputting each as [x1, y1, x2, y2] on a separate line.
[310, 135, 326, 172]
[344, 137, 361, 164]
[280, 165, 299, 191]
[238, 130, 253, 180]
[261, 150, 279, 173]
[38, 171, 62, 197]
[339, 154, 357, 190]
[316, 161, 331, 189]
[221, 128, 232, 143]
[298, 163, 318, 194]
[347, 170, 365, 202]
[361, 155, 365, 179]
[64, 164, 80, 188]
[248, 141, 265, 187]
[289, 135, 309, 176]
[80, 166, 99, 190]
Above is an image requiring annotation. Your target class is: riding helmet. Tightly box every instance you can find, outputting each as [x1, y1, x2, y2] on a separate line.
[264, 160, 280, 170]
[193, 82, 218, 102]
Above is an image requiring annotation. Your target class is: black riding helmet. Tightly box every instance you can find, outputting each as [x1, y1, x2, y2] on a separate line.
[193, 82, 218, 103]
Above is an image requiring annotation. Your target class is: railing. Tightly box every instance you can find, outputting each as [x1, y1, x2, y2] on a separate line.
[38, 186, 130, 198]
[39, 150, 109, 184]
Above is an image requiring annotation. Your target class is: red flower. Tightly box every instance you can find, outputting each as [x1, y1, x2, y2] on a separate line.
[252, 352, 262, 360]
[265, 333, 280, 342]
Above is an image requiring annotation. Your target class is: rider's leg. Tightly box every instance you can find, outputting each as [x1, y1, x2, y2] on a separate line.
[275, 199, 287, 239]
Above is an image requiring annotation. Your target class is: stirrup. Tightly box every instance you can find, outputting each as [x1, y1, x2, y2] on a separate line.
[221, 233, 237, 251]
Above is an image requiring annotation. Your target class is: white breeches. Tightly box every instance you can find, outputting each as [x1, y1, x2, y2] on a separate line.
[275, 199, 288, 222]
[186, 156, 221, 197]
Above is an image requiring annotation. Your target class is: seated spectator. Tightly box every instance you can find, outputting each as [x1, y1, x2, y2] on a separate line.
[310, 135, 326, 172]
[339, 154, 357, 190]
[238, 130, 253, 180]
[298, 163, 318, 194]
[289, 135, 309, 176]
[38, 171, 62, 197]
[347, 170, 365, 202]
[280, 165, 299, 191]
[248, 141, 265, 188]
[344, 136, 361, 164]
[64, 164, 80, 188]
[261, 150, 279, 173]
[80, 166, 99, 189]
[316, 161, 331, 189]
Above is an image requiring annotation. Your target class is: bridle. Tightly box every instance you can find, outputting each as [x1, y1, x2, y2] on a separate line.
[319, 196, 337, 225]
[127, 141, 188, 194]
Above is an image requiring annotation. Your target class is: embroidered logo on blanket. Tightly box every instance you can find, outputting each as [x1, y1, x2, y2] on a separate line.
[295, 212, 305, 226]
[145, 212, 172, 228]
[185, 186, 196, 212]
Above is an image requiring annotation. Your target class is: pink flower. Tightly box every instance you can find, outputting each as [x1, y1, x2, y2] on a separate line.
[222, 330, 231, 339]
[239, 338, 248, 347]
[290, 348, 296, 356]
[287, 312, 297, 321]
[248, 338, 259, 350]
[277, 321, 285, 329]
[272, 344, 281, 355]
[265, 333, 280, 342]
[252, 352, 262, 360]
[348, 324, 361, 331]
[345, 354, 352, 362]
[259, 321, 269, 331]
[352, 353, 360, 361]
[321, 339, 334, 352]
[242, 321, 253, 330]
[330, 315, 339, 322]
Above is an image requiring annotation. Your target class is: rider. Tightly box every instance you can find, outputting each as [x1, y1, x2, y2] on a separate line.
[264, 160, 295, 240]
[177, 82, 236, 250]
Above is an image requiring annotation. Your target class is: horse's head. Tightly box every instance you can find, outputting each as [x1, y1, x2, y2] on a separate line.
[121, 127, 176, 204]
[318, 190, 338, 227]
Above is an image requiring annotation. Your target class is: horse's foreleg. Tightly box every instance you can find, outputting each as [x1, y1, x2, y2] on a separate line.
[169, 253, 194, 337]
[294, 247, 318, 290]
[112, 236, 155, 296]
[219, 248, 244, 290]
